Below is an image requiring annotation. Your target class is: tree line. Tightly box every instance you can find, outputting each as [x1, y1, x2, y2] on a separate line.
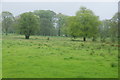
[1, 6, 118, 42]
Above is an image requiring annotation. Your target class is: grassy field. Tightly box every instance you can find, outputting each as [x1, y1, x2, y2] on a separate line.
[0, 35, 2, 79]
[2, 34, 118, 78]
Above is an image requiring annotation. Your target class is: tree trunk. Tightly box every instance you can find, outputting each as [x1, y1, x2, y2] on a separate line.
[25, 35, 30, 39]
[5, 28, 8, 35]
[58, 29, 60, 36]
[73, 35, 76, 39]
[92, 37, 96, 41]
[65, 35, 68, 37]
[83, 37, 86, 41]
[92, 38, 95, 41]
[5, 32, 8, 35]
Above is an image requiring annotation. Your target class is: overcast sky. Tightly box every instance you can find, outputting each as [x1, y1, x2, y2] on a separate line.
[2, 2, 118, 20]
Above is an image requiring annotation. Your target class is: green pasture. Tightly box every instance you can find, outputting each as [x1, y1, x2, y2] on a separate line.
[2, 35, 118, 78]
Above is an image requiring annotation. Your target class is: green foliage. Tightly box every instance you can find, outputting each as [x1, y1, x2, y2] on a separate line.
[2, 11, 14, 35]
[56, 13, 68, 36]
[18, 12, 39, 39]
[65, 16, 81, 38]
[34, 10, 56, 36]
[99, 20, 110, 42]
[75, 7, 101, 41]
[1, 7, 118, 42]
[111, 62, 118, 67]
[99, 12, 118, 42]
[109, 13, 118, 42]
[62, 7, 101, 41]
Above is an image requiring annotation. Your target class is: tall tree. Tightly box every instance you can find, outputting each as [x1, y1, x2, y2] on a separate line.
[76, 7, 101, 41]
[60, 16, 69, 37]
[65, 16, 80, 38]
[56, 13, 68, 36]
[2, 11, 14, 35]
[99, 20, 110, 42]
[109, 12, 118, 42]
[18, 12, 39, 39]
[34, 10, 56, 36]
[99, 13, 118, 42]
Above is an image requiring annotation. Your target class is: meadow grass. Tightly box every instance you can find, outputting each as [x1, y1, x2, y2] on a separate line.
[0, 34, 2, 79]
[2, 34, 118, 78]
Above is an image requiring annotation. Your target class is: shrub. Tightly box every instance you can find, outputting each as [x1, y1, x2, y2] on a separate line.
[90, 51, 94, 55]
[100, 53, 105, 57]
[111, 62, 118, 67]
[81, 43, 84, 47]
[118, 54, 120, 58]
[64, 57, 73, 60]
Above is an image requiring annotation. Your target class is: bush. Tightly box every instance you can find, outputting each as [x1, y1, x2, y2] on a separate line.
[100, 53, 105, 57]
[118, 54, 120, 58]
[111, 62, 118, 67]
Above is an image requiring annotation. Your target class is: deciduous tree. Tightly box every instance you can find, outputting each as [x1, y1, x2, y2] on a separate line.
[2, 11, 14, 35]
[18, 12, 39, 39]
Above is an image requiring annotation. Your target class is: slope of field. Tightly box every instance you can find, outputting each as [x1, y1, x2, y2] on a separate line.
[2, 35, 118, 78]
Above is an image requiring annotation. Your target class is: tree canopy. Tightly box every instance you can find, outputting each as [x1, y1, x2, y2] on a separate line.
[2, 11, 14, 35]
[34, 10, 56, 36]
[1, 7, 118, 42]
[18, 12, 39, 39]
[64, 7, 101, 41]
